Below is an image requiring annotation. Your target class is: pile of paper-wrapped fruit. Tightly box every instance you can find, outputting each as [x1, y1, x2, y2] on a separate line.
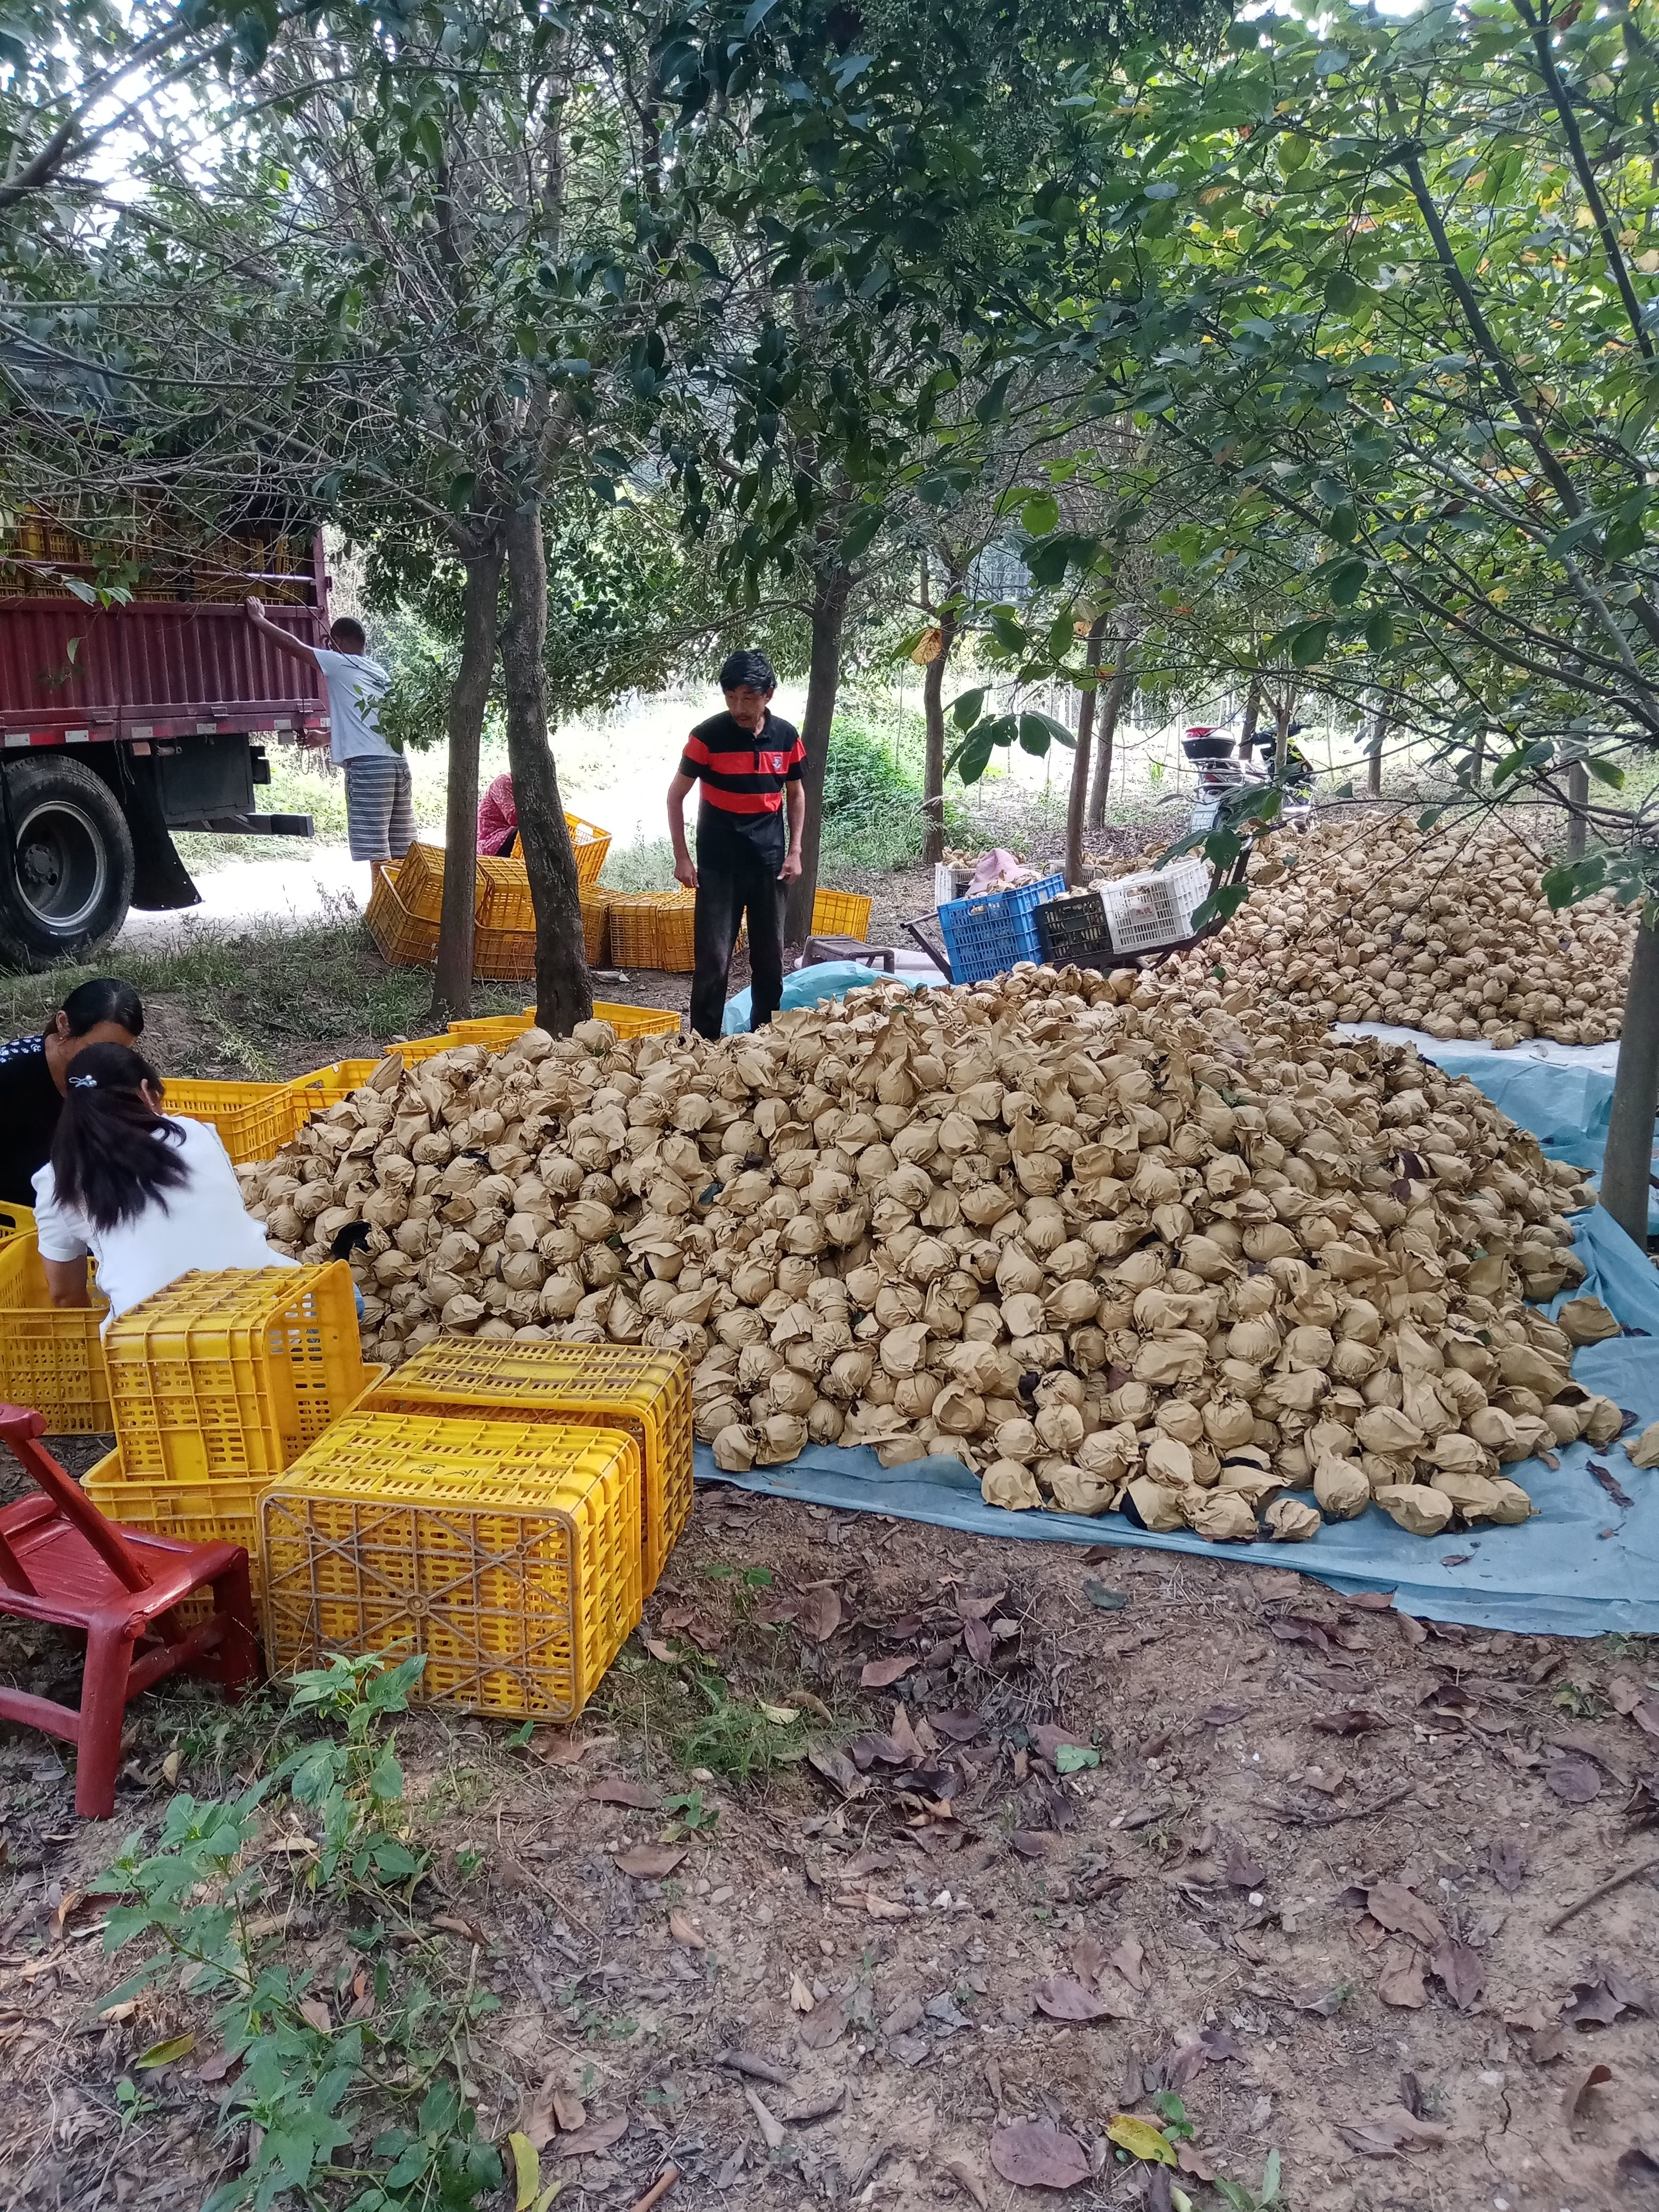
[1127, 817, 1632, 1048]
[239, 961, 1615, 1546]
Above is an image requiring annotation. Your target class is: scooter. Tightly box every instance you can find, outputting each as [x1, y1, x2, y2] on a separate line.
[1180, 723, 1317, 836]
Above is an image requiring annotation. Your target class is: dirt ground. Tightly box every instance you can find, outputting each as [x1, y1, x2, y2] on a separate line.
[3, 1452, 1656, 2212]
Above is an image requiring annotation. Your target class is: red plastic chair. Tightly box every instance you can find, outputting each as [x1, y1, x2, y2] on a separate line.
[0, 1404, 262, 1818]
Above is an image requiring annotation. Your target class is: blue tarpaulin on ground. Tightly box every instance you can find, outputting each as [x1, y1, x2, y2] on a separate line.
[722, 961, 948, 1035]
[698, 1046, 1659, 1637]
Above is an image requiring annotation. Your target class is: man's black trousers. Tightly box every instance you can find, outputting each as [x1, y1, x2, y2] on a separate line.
[689, 807, 786, 1040]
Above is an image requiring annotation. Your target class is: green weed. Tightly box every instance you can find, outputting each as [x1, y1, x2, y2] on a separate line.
[91, 1653, 501, 2212]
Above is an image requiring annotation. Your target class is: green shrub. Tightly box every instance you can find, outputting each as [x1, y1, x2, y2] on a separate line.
[822, 704, 958, 868]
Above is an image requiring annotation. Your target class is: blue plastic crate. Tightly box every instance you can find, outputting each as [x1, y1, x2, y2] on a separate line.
[937, 873, 1065, 984]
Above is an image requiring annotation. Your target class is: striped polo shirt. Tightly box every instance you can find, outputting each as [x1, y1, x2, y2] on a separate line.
[680, 710, 806, 827]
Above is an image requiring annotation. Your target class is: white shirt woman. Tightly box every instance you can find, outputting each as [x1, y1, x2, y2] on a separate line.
[33, 1043, 295, 1322]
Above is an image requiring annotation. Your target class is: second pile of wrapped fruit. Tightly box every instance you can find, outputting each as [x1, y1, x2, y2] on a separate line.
[240, 962, 1635, 1546]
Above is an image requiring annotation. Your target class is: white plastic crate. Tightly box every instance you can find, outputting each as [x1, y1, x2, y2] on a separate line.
[1099, 856, 1213, 954]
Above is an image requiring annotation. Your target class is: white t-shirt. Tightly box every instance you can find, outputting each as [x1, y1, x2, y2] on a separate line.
[32, 1115, 298, 1322]
[312, 646, 392, 764]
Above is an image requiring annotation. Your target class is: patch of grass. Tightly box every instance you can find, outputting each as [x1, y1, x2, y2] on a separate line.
[676, 1682, 816, 1784]
[0, 902, 525, 1076]
[600, 833, 678, 893]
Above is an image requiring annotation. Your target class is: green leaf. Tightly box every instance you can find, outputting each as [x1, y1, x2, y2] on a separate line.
[839, 504, 886, 563]
[136, 2032, 195, 2068]
[1327, 559, 1368, 606]
[979, 713, 1019, 748]
[1364, 607, 1397, 652]
[510, 2131, 541, 2211]
[1054, 1743, 1100, 1773]
[1323, 269, 1361, 313]
[950, 687, 988, 730]
[1587, 757, 1625, 789]
[1021, 491, 1060, 536]
[1019, 710, 1076, 754]
[1289, 621, 1333, 668]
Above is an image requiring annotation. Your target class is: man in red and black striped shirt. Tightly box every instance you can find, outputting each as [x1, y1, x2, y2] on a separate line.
[668, 650, 806, 1038]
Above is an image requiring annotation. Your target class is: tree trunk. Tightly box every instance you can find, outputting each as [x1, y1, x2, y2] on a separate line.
[1600, 912, 1659, 1246]
[501, 502, 591, 1034]
[1566, 758, 1589, 861]
[920, 604, 958, 867]
[783, 565, 851, 943]
[428, 534, 503, 1025]
[1086, 652, 1134, 830]
[1238, 673, 1262, 756]
[1365, 691, 1387, 798]
[1273, 696, 1294, 775]
[1066, 614, 1110, 885]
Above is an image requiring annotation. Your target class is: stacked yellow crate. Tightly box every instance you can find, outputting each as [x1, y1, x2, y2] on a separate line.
[259, 1413, 643, 1719]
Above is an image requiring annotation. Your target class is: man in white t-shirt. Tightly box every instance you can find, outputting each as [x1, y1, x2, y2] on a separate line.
[245, 598, 415, 865]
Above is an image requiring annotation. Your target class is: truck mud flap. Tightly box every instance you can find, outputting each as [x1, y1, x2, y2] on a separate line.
[97, 750, 200, 912]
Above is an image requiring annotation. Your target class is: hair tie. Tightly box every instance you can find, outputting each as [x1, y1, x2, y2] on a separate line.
[69, 1074, 98, 1090]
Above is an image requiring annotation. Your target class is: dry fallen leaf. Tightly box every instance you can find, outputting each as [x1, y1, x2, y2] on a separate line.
[939, 2152, 989, 2208]
[783, 2085, 845, 2124]
[614, 1844, 686, 1880]
[1364, 1881, 1447, 1950]
[790, 1976, 815, 2014]
[1563, 2062, 1612, 2124]
[1432, 1938, 1486, 2013]
[643, 1637, 684, 1664]
[552, 2089, 587, 2133]
[1377, 1945, 1428, 2010]
[668, 1912, 706, 1950]
[1109, 1936, 1151, 1991]
[744, 2086, 785, 2150]
[297, 1997, 331, 2034]
[1032, 1975, 1123, 2023]
[795, 1585, 844, 1642]
[988, 2120, 1091, 2190]
[557, 2113, 630, 2159]
[1336, 2108, 1447, 2157]
[586, 1779, 661, 1808]
[194, 2046, 238, 2084]
[1485, 1837, 1528, 1893]
[860, 1655, 916, 1688]
[759, 1701, 800, 1724]
[1546, 1752, 1603, 1805]
[1105, 2115, 1176, 2167]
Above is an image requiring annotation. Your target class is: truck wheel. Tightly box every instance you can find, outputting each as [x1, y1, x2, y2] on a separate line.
[0, 756, 136, 970]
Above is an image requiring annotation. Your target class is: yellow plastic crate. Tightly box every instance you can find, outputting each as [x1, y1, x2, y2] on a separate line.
[593, 999, 680, 1038]
[352, 1339, 692, 1594]
[260, 1414, 643, 1719]
[607, 890, 699, 971]
[82, 1442, 268, 1600]
[166, 1078, 301, 1164]
[103, 1263, 367, 1483]
[365, 864, 439, 966]
[811, 889, 872, 940]
[446, 1012, 537, 1047]
[565, 813, 612, 891]
[0, 1201, 35, 1242]
[0, 1234, 111, 1431]
[473, 924, 536, 982]
[387, 842, 448, 926]
[581, 890, 610, 967]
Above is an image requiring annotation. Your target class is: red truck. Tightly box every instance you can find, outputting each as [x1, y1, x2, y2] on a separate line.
[0, 529, 331, 968]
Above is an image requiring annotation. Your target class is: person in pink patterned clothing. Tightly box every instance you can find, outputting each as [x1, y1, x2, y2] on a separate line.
[477, 772, 517, 856]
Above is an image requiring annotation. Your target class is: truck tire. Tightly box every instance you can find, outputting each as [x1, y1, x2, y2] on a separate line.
[0, 755, 136, 970]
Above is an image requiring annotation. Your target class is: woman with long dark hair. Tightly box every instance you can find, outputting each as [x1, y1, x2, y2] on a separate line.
[33, 1043, 296, 1320]
[0, 976, 144, 1206]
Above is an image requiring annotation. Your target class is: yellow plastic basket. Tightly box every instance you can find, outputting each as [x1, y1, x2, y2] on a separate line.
[103, 1263, 367, 1483]
[83, 1443, 268, 1598]
[446, 1012, 537, 1048]
[0, 1234, 111, 1431]
[386, 843, 447, 925]
[607, 890, 699, 970]
[811, 889, 873, 941]
[593, 999, 680, 1038]
[351, 1338, 692, 1594]
[166, 1079, 302, 1165]
[365, 863, 439, 967]
[472, 925, 537, 982]
[565, 813, 612, 890]
[581, 891, 611, 967]
[0, 1201, 35, 1242]
[475, 854, 533, 935]
[259, 1414, 643, 1719]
